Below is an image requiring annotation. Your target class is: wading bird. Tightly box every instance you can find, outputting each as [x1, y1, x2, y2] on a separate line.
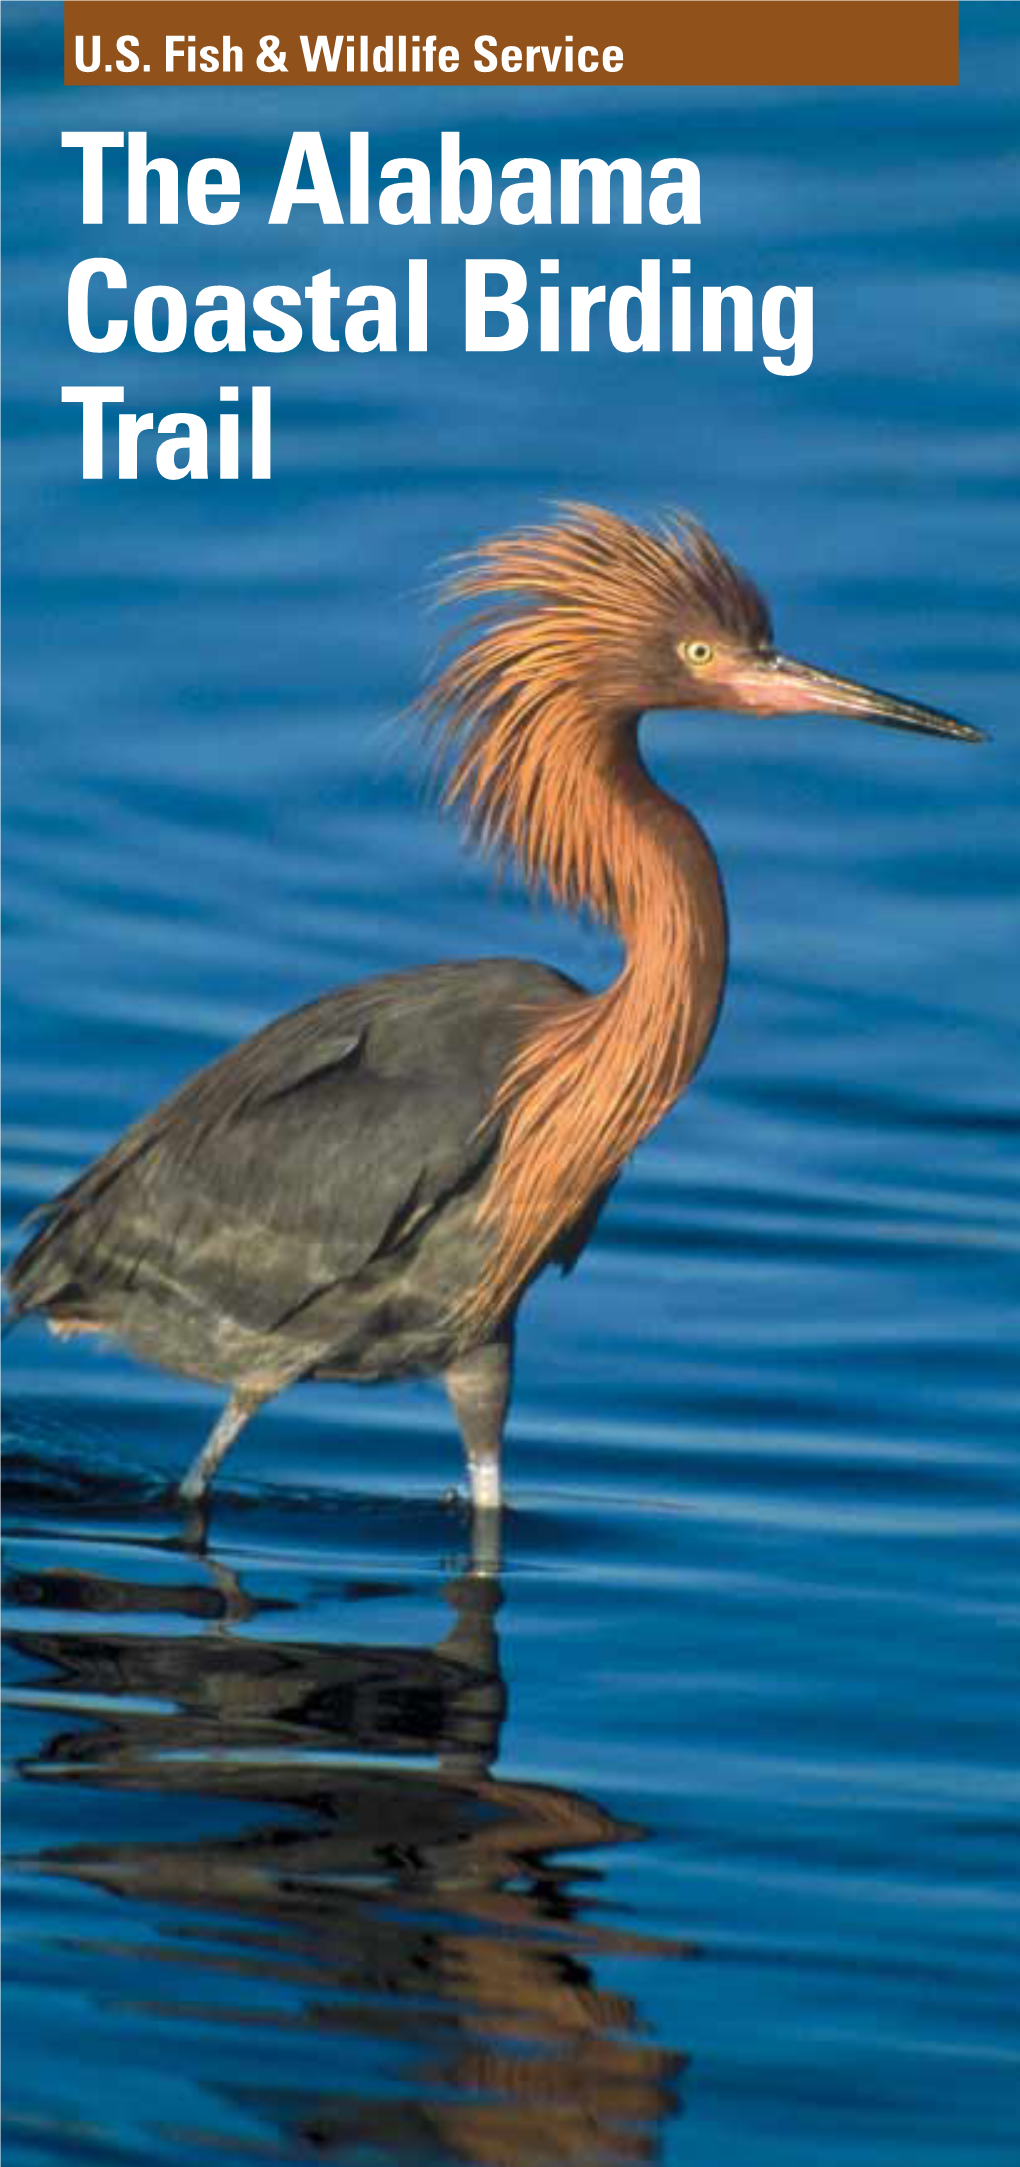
[6, 508, 980, 1519]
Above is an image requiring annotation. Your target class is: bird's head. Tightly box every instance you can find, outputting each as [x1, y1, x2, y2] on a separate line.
[420, 505, 981, 888]
[427, 502, 980, 744]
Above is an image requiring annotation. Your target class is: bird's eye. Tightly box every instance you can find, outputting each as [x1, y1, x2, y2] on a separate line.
[682, 639, 715, 668]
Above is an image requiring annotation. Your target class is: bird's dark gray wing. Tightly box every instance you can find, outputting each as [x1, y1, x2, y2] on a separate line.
[6, 959, 582, 1342]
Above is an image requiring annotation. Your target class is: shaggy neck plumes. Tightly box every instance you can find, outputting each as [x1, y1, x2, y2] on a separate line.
[463, 742, 726, 1332]
[420, 507, 740, 1332]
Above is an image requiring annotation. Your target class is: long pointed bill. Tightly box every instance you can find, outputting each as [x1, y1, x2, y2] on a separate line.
[733, 654, 985, 743]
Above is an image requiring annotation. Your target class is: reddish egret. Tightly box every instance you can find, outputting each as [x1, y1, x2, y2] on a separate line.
[6, 508, 980, 1516]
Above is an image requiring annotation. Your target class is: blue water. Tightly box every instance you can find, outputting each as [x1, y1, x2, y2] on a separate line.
[3, 7, 1019, 2162]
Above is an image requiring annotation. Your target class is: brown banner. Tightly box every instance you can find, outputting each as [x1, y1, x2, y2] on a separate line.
[65, 5, 959, 90]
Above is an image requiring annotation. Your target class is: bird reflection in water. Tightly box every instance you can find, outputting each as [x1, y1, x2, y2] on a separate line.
[6, 1460, 689, 2166]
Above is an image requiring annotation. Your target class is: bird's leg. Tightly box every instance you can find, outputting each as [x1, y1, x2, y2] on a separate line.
[444, 1336, 513, 1532]
[179, 1388, 266, 1505]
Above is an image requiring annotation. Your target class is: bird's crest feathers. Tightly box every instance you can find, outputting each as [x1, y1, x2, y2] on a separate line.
[416, 504, 768, 912]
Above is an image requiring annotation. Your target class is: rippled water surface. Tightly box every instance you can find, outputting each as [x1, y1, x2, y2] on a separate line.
[3, 9, 1019, 2162]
